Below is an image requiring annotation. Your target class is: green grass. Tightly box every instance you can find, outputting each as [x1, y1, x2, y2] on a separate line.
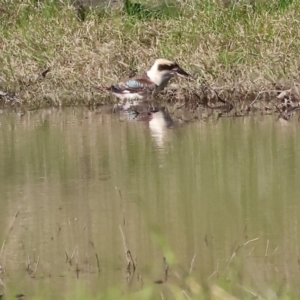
[0, 0, 300, 108]
[1, 281, 299, 300]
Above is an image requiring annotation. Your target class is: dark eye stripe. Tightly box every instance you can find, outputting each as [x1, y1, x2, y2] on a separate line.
[158, 64, 177, 72]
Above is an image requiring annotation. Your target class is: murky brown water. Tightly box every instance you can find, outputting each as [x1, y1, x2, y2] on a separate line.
[0, 108, 300, 297]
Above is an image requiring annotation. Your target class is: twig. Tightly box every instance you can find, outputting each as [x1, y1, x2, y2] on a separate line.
[6, 210, 20, 236]
[0, 211, 20, 264]
[228, 238, 259, 266]
[76, 263, 80, 279]
[154, 257, 169, 284]
[208, 270, 217, 280]
[182, 290, 192, 300]
[95, 253, 100, 273]
[116, 187, 126, 225]
[244, 223, 248, 239]
[248, 246, 255, 256]
[65, 251, 69, 263]
[0, 90, 22, 104]
[119, 225, 136, 278]
[127, 250, 136, 272]
[210, 87, 227, 103]
[274, 102, 283, 113]
[164, 264, 169, 282]
[208, 259, 219, 279]
[85, 252, 90, 272]
[0, 241, 5, 260]
[189, 253, 197, 275]
[204, 234, 208, 247]
[119, 225, 130, 265]
[175, 103, 186, 111]
[238, 284, 262, 299]
[242, 237, 259, 247]
[70, 247, 77, 263]
[265, 240, 269, 257]
[209, 87, 234, 111]
[33, 256, 40, 277]
[217, 112, 252, 119]
[247, 88, 289, 111]
[26, 256, 32, 274]
[137, 273, 143, 287]
[248, 90, 264, 108]
[89, 241, 101, 273]
[57, 224, 61, 236]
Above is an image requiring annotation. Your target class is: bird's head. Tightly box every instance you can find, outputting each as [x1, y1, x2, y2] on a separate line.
[147, 58, 190, 86]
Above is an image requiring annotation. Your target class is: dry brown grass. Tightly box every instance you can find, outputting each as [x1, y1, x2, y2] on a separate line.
[1, 0, 300, 109]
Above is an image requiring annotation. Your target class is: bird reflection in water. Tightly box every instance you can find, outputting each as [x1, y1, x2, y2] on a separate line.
[148, 107, 173, 149]
[119, 104, 174, 148]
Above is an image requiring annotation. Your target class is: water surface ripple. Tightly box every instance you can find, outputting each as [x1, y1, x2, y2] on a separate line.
[0, 108, 299, 296]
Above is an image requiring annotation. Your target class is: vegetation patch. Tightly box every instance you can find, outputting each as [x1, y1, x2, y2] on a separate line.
[1, 0, 300, 117]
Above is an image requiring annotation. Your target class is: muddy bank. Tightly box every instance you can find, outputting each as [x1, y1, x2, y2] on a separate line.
[1, 80, 300, 123]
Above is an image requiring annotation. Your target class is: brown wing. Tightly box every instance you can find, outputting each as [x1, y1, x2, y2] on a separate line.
[122, 73, 157, 92]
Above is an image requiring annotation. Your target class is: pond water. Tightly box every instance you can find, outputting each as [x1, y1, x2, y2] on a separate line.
[0, 108, 300, 298]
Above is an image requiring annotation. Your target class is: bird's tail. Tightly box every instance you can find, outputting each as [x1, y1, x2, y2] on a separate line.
[94, 84, 127, 95]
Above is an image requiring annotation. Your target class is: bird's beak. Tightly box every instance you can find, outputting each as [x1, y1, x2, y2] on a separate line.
[175, 67, 190, 78]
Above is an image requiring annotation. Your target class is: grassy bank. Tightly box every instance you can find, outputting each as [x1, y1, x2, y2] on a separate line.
[0, 0, 300, 109]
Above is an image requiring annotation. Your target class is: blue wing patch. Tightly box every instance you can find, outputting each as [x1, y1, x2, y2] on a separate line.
[126, 80, 142, 89]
